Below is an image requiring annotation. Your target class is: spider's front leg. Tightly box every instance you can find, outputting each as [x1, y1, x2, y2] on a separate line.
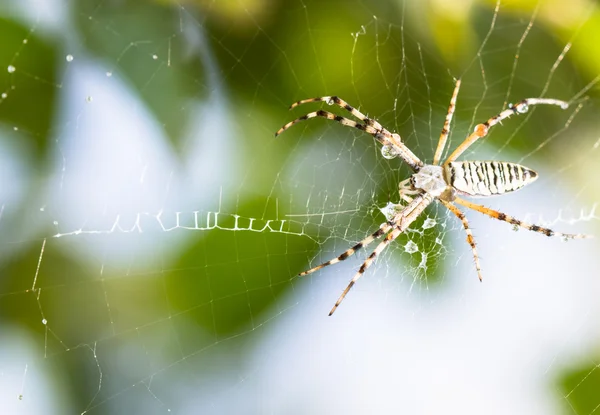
[443, 98, 569, 164]
[276, 97, 425, 172]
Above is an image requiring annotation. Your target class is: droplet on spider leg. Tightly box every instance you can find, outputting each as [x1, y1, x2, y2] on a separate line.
[516, 103, 529, 114]
[326, 97, 335, 105]
[473, 124, 488, 135]
[381, 144, 399, 159]
[512, 224, 519, 232]
[404, 240, 419, 254]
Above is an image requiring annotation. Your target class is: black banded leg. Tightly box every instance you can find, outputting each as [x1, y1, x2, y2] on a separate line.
[299, 222, 393, 277]
[275, 110, 411, 162]
[290, 96, 385, 131]
[454, 197, 592, 240]
[276, 100, 424, 172]
[329, 225, 404, 316]
[440, 200, 483, 281]
[444, 98, 569, 164]
[275, 110, 382, 138]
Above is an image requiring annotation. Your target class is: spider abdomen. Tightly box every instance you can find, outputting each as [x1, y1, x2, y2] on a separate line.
[445, 161, 538, 197]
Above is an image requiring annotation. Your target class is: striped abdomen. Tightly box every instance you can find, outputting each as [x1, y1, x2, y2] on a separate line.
[445, 161, 538, 197]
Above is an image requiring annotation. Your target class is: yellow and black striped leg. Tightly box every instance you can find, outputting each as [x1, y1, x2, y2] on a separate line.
[444, 98, 569, 165]
[433, 79, 461, 165]
[299, 222, 393, 277]
[275, 110, 423, 171]
[326, 193, 434, 315]
[276, 110, 373, 137]
[454, 197, 592, 240]
[277, 98, 424, 171]
[328, 224, 404, 316]
[440, 200, 483, 281]
[290, 96, 386, 131]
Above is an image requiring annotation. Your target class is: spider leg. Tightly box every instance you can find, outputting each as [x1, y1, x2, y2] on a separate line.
[454, 196, 592, 240]
[328, 224, 404, 316]
[299, 222, 393, 276]
[328, 192, 435, 315]
[440, 200, 483, 281]
[276, 105, 424, 171]
[289, 96, 385, 131]
[444, 98, 569, 165]
[275, 110, 382, 138]
[433, 79, 461, 165]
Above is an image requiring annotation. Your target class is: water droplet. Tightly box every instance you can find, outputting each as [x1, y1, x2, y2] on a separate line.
[1, 93, 6, 99]
[516, 103, 529, 114]
[22, 39, 28, 44]
[13, 126, 18, 131]
[106, 71, 112, 77]
[66, 54, 74, 62]
[326, 97, 335, 105]
[474, 124, 488, 135]
[381, 145, 398, 160]
[86, 96, 93, 102]
[404, 240, 419, 254]
[42, 319, 47, 325]
[512, 224, 519, 232]
[53, 220, 58, 225]
[435, 237, 443, 245]
[152, 54, 158, 60]
[7, 65, 15, 73]
[422, 217, 436, 229]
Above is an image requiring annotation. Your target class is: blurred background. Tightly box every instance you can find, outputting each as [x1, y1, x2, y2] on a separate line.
[1, 0, 599, 413]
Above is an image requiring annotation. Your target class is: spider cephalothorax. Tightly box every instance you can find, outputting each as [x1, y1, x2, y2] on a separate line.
[410, 165, 454, 201]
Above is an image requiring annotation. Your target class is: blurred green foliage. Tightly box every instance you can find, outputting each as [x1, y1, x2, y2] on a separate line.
[0, 18, 57, 158]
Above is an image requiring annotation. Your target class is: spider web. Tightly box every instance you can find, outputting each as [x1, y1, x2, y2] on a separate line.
[1, 0, 600, 413]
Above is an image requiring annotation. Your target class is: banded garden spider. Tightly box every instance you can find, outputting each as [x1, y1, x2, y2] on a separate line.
[276, 79, 590, 316]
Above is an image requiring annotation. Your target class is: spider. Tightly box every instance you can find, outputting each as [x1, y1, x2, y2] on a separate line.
[276, 79, 590, 316]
